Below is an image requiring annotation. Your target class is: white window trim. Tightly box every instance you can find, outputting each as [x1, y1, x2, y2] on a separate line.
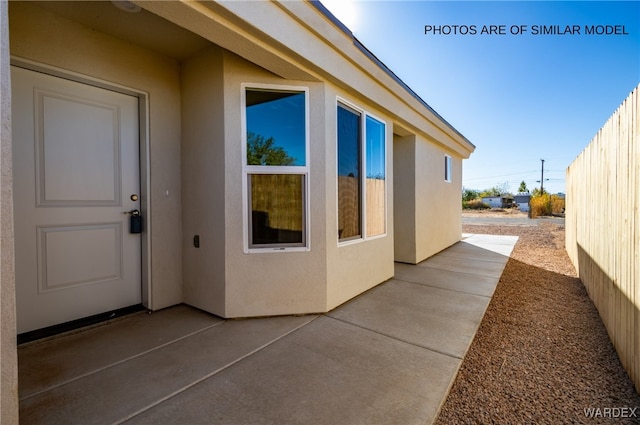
[445, 154, 452, 183]
[336, 97, 388, 247]
[241, 83, 311, 253]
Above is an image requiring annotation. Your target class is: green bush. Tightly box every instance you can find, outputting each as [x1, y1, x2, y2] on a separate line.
[462, 189, 480, 202]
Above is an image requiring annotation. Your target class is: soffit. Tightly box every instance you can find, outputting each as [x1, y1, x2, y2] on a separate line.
[30, 1, 210, 61]
[137, 0, 318, 81]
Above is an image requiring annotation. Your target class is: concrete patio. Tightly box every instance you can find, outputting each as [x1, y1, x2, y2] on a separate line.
[18, 234, 517, 425]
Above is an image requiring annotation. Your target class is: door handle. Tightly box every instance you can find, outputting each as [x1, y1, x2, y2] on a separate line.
[123, 209, 140, 216]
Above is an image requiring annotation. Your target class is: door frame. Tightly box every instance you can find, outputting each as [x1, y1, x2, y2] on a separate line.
[10, 57, 153, 310]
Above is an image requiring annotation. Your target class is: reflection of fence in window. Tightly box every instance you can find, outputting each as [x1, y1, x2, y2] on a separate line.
[338, 176, 385, 239]
[366, 178, 385, 236]
[338, 176, 360, 239]
[250, 174, 303, 245]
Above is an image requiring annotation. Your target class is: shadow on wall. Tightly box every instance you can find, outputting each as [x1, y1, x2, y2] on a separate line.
[576, 243, 638, 393]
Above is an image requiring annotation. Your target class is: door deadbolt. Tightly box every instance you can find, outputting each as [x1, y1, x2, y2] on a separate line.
[123, 209, 142, 234]
[130, 194, 139, 201]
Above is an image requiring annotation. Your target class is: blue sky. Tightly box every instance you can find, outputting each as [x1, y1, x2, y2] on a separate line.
[322, 0, 640, 194]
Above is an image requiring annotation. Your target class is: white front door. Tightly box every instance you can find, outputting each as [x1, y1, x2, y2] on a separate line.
[12, 66, 142, 334]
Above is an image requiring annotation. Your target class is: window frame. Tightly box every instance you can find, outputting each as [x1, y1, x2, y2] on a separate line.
[241, 83, 311, 253]
[444, 154, 452, 183]
[336, 97, 388, 246]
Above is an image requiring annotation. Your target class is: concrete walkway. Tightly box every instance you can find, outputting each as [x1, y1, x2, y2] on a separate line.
[18, 234, 517, 425]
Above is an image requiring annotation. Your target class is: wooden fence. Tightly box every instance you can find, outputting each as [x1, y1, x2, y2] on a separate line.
[566, 84, 639, 390]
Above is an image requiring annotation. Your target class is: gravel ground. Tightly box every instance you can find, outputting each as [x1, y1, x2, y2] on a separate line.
[435, 215, 640, 424]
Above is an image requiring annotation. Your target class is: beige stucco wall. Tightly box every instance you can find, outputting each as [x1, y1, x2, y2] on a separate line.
[183, 45, 329, 319]
[393, 133, 463, 264]
[218, 52, 328, 317]
[393, 134, 418, 264]
[180, 46, 226, 314]
[8, 2, 183, 310]
[414, 137, 463, 262]
[1, 0, 19, 422]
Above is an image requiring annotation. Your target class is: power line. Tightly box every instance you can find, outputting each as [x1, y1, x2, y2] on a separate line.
[463, 169, 539, 182]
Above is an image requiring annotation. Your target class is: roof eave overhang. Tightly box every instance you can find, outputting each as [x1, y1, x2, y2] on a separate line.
[136, 0, 475, 158]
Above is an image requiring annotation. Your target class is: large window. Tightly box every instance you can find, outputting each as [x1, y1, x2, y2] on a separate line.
[243, 85, 309, 251]
[337, 101, 386, 242]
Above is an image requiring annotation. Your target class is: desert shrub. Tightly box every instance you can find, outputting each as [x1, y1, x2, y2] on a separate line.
[530, 194, 551, 217]
[551, 195, 565, 214]
[463, 199, 490, 210]
[531, 194, 565, 217]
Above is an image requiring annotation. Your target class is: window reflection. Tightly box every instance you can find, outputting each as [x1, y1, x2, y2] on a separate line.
[246, 90, 306, 166]
[366, 116, 386, 236]
[337, 104, 361, 240]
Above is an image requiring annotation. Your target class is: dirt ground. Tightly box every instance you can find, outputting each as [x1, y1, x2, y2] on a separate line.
[459, 208, 529, 218]
[434, 213, 640, 424]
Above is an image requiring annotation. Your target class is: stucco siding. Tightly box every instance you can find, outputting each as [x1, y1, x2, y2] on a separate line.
[393, 134, 462, 264]
[393, 134, 418, 263]
[415, 138, 462, 262]
[181, 46, 226, 315]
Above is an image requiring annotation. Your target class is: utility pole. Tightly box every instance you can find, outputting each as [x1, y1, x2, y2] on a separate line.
[540, 159, 545, 195]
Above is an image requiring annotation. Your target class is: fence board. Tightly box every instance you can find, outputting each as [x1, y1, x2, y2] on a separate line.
[566, 84, 640, 391]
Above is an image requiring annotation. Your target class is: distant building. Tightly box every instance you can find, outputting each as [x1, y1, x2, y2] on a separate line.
[482, 195, 513, 209]
[514, 192, 531, 212]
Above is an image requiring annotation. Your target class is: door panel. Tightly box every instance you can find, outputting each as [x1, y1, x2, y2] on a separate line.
[38, 224, 122, 291]
[37, 90, 120, 204]
[12, 66, 142, 334]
